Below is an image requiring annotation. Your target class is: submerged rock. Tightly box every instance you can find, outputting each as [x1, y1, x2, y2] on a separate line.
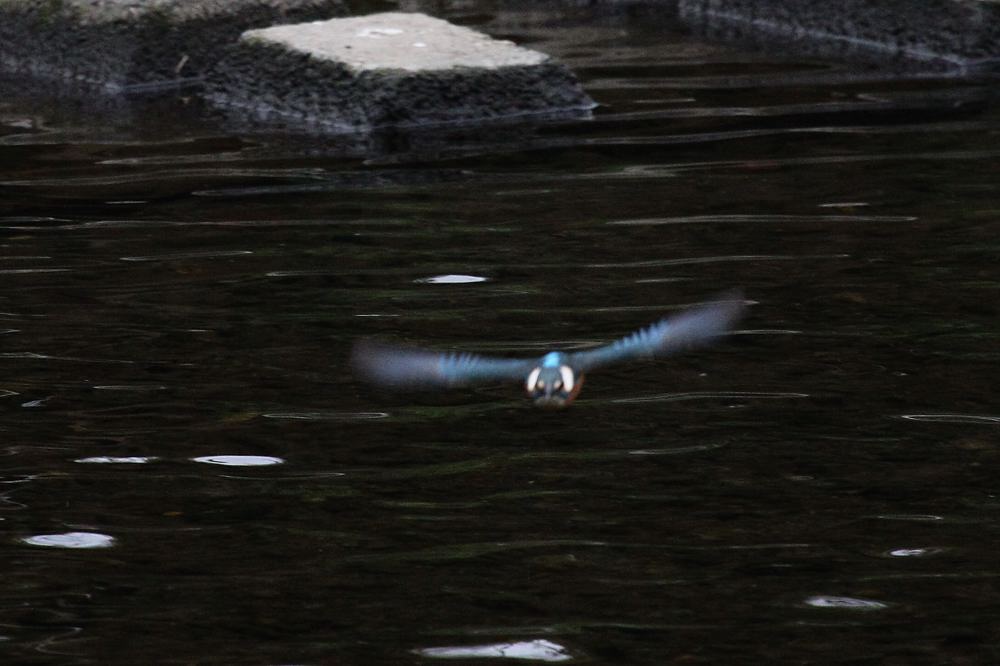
[206, 12, 596, 133]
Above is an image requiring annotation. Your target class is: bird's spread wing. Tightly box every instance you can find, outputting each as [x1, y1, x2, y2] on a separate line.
[569, 291, 745, 372]
[352, 340, 537, 389]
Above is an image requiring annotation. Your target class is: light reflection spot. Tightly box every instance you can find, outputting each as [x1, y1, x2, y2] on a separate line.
[874, 514, 944, 522]
[22, 532, 115, 549]
[75, 456, 158, 464]
[192, 455, 284, 466]
[889, 548, 932, 557]
[416, 274, 489, 284]
[415, 639, 572, 661]
[804, 595, 888, 610]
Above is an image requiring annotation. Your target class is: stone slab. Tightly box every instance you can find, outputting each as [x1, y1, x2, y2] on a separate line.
[679, 0, 1000, 74]
[0, 0, 347, 93]
[206, 12, 596, 132]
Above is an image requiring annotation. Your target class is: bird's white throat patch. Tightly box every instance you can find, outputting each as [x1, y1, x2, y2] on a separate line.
[526, 367, 541, 392]
[558, 365, 574, 392]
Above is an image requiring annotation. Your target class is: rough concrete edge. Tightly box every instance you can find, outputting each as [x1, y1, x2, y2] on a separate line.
[204, 25, 595, 135]
[677, 0, 1000, 75]
[0, 0, 349, 93]
[1, 0, 342, 25]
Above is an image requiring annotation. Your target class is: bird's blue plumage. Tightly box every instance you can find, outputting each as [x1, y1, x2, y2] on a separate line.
[541, 352, 564, 368]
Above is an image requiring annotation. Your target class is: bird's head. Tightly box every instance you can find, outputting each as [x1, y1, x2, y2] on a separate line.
[525, 352, 584, 408]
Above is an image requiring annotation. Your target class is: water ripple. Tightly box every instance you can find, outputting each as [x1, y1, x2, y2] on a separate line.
[192, 455, 285, 466]
[262, 411, 389, 421]
[92, 384, 167, 391]
[883, 547, 946, 558]
[120, 250, 253, 262]
[0, 268, 71, 274]
[588, 254, 847, 268]
[899, 414, 1000, 425]
[0, 216, 73, 226]
[804, 596, 888, 611]
[870, 514, 944, 522]
[416, 274, 490, 284]
[21, 532, 115, 549]
[628, 442, 729, 456]
[608, 214, 917, 226]
[613, 391, 809, 405]
[0, 352, 135, 364]
[75, 456, 159, 464]
[598, 149, 1000, 178]
[0, 168, 321, 188]
[348, 539, 608, 564]
[415, 639, 572, 662]
[860, 572, 1000, 581]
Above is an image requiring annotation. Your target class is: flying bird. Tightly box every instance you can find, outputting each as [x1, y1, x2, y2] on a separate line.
[352, 291, 745, 408]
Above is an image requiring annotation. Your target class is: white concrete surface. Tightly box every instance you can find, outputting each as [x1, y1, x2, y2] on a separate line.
[241, 12, 551, 72]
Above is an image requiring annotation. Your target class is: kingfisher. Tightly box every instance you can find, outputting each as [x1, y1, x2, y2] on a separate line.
[352, 291, 744, 408]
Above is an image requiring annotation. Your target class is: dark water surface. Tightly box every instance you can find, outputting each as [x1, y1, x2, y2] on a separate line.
[2, 5, 1000, 665]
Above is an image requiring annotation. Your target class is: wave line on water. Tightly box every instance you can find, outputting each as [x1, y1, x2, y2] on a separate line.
[0, 167, 324, 188]
[899, 413, 1000, 425]
[92, 384, 167, 391]
[415, 639, 572, 662]
[262, 411, 389, 421]
[588, 254, 848, 268]
[613, 391, 810, 405]
[0, 352, 135, 364]
[628, 442, 729, 455]
[120, 250, 253, 262]
[608, 214, 918, 226]
[591, 149, 1000, 179]
[345, 539, 610, 564]
[0, 268, 71, 274]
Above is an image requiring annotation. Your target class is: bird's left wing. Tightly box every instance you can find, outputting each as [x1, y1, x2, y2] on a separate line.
[352, 340, 538, 389]
[569, 291, 745, 372]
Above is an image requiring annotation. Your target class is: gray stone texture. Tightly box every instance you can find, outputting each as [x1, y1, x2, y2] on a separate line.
[0, 0, 347, 92]
[207, 12, 595, 132]
[679, 0, 1000, 73]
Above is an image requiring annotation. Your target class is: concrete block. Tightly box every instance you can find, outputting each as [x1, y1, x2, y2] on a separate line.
[679, 0, 1000, 74]
[207, 12, 596, 132]
[0, 0, 347, 93]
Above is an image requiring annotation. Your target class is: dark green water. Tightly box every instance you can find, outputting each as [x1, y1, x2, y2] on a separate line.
[2, 5, 1000, 665]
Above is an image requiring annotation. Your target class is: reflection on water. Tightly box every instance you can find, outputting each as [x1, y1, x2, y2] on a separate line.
[415, 638, 573, 661]
[21, 532, 116, 549]
[803, 596, 889, 611]
[1, 2, 1000, 664]
[192, 455, 286, 466]
[74, 456, 159, 464]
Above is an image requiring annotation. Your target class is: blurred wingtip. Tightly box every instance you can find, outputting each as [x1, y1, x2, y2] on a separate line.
[666, 288, 748, 351]
[711, 288, 749, 324]
[350, 338, 403, 388]
[350, 338, 447, 390]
